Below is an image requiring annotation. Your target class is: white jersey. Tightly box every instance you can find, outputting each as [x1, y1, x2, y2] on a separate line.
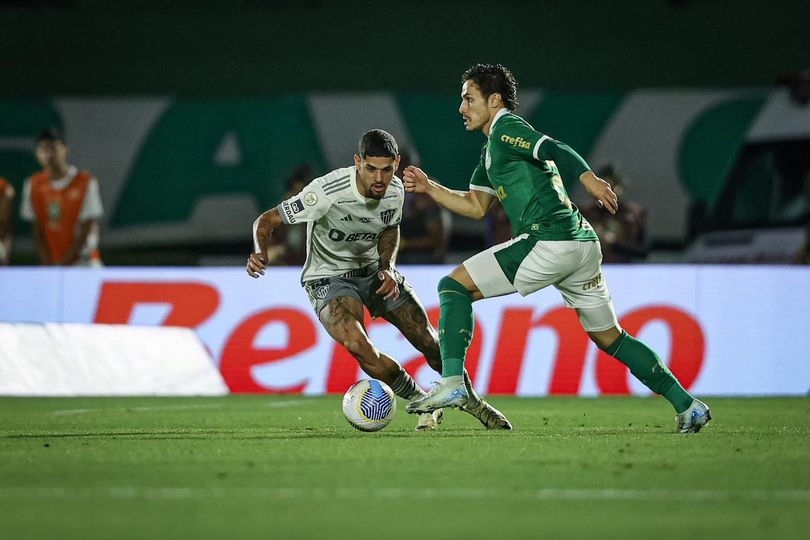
[277, 166, 403, 282]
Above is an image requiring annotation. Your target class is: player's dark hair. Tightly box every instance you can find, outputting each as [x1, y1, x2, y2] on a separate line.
[36, 128, 65, 144]
[358, 129, 399, 159]
[462, 63, 519, 111]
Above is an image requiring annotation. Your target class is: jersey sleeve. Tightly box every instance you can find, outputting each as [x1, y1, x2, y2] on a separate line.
[469, 149, 496, 195]
[19, 178, 34, 221]
[277, 180, 331, 225]
[535, 138, 591, 179]
[389, 179, 404, 227]
[78, 177, 104, 221]
[496, 118, 591, 178]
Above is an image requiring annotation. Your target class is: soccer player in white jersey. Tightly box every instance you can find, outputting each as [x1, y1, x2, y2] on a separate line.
[247, 129, 511, 431]
[403, 64, 711, 434]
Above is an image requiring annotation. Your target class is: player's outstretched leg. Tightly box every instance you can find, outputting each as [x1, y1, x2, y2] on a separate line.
[320, 296, 443, 431]
[383, 293, 507, 428]
[406, 277, 474, 413]
[598, 328, 711, 434]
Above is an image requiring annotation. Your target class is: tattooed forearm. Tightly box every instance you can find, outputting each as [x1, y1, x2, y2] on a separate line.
[377, 225, 400, 270]
[252, 208, 284, 254]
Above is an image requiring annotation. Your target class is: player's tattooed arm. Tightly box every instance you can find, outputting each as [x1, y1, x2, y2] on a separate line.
[375, 226, 401, 301]
[247, 208, 285, 278]
[377, 225, 400, 271]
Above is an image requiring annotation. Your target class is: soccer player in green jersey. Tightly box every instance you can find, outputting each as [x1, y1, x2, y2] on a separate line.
[403, 63, 711, 433]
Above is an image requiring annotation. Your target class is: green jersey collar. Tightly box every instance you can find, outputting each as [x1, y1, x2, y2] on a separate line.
[487, 108, 511, 137]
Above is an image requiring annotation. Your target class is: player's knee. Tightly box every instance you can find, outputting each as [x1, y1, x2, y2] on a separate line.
[589, 331, 619, 351]
[438, 275, 471, 298]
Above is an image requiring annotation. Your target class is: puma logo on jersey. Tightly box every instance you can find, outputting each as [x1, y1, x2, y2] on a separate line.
[501, 134, 532, 149]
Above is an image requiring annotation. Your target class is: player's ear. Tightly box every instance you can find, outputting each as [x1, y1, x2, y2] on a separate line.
[489, 93, 502, 108]
[353, 154, 361, 169]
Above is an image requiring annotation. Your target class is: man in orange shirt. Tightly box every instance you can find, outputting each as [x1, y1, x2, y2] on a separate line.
[20, 129, 103, 266]
[0, 176, 14, 265]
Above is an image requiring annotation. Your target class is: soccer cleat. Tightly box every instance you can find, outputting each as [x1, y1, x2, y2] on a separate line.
[676, 399, 712, 433]
[415, 408, 444, 431]
[460, 398, 512, 430]
[406, 377, 468, 413]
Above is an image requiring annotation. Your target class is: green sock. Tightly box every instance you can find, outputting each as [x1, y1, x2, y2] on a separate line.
[604, 330, 694, 413]
[437, 276, 474, 377]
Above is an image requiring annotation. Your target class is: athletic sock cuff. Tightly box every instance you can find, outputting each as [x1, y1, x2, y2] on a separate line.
[438, 275, 472, 299]
[602, 329, 629, 356]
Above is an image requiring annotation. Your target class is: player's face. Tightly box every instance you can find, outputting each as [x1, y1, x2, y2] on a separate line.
[35, 140, 68, 171]
[353, 154, 400, 200]
[459, 80, 493, 133]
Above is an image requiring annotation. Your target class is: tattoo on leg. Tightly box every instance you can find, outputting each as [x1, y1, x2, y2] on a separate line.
[321, 296, 365, 341]
[385, 298, 441, 370]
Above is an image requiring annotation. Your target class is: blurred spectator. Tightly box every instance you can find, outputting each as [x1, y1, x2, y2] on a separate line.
[580, 163, 648, 263]
[484, 201, 511, 247]
[0, 176, 14, 264]
[20, 129, 103, 266]
[397, 149, 449, 264]
[265, 164, 311, 266]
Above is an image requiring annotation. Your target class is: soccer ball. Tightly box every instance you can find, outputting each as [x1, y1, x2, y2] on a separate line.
[342, 379, 397, 432]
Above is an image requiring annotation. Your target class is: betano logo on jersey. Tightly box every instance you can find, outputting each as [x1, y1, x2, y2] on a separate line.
[500, 134, 532, 150]
[328, 229, 378, 242]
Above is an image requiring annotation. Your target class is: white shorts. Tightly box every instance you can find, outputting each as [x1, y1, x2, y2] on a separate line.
[463, 236, 618, 332]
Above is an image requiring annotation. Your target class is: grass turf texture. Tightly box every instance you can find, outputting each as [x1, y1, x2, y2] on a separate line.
[1, 396, 808, 540]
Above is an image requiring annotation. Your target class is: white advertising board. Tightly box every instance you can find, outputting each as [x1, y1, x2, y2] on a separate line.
[0, 322, 227, 396]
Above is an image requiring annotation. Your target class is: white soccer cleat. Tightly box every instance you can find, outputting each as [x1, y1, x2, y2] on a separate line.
[461, 398, 512, 430]
[415, 408, 444, 431]
[676, 399, 712, 433]
[406, 377, 468, 413]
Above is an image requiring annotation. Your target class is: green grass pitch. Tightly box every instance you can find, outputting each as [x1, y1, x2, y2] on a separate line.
[1, 396, 809, 540]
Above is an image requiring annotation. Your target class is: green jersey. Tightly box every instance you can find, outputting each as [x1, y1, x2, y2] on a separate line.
[470, 109, 598, 242]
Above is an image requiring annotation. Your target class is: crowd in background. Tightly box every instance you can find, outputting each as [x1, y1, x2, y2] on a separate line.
[1, 137, 809, 267]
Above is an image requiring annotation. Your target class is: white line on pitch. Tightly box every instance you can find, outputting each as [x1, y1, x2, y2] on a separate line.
[53, 403, 224, 416]
[53, 399, 307, 416]
[2, 487, 809, 502]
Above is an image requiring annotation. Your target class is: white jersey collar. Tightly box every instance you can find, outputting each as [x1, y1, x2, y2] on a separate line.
[50, 165, 79, 190]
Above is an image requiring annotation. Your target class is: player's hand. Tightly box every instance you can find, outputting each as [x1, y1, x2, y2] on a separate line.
[246, 252, 268, 278]
[375, 270, 400, 301]
[580, 171, 618, 215]
[402, 165, 429, 193]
